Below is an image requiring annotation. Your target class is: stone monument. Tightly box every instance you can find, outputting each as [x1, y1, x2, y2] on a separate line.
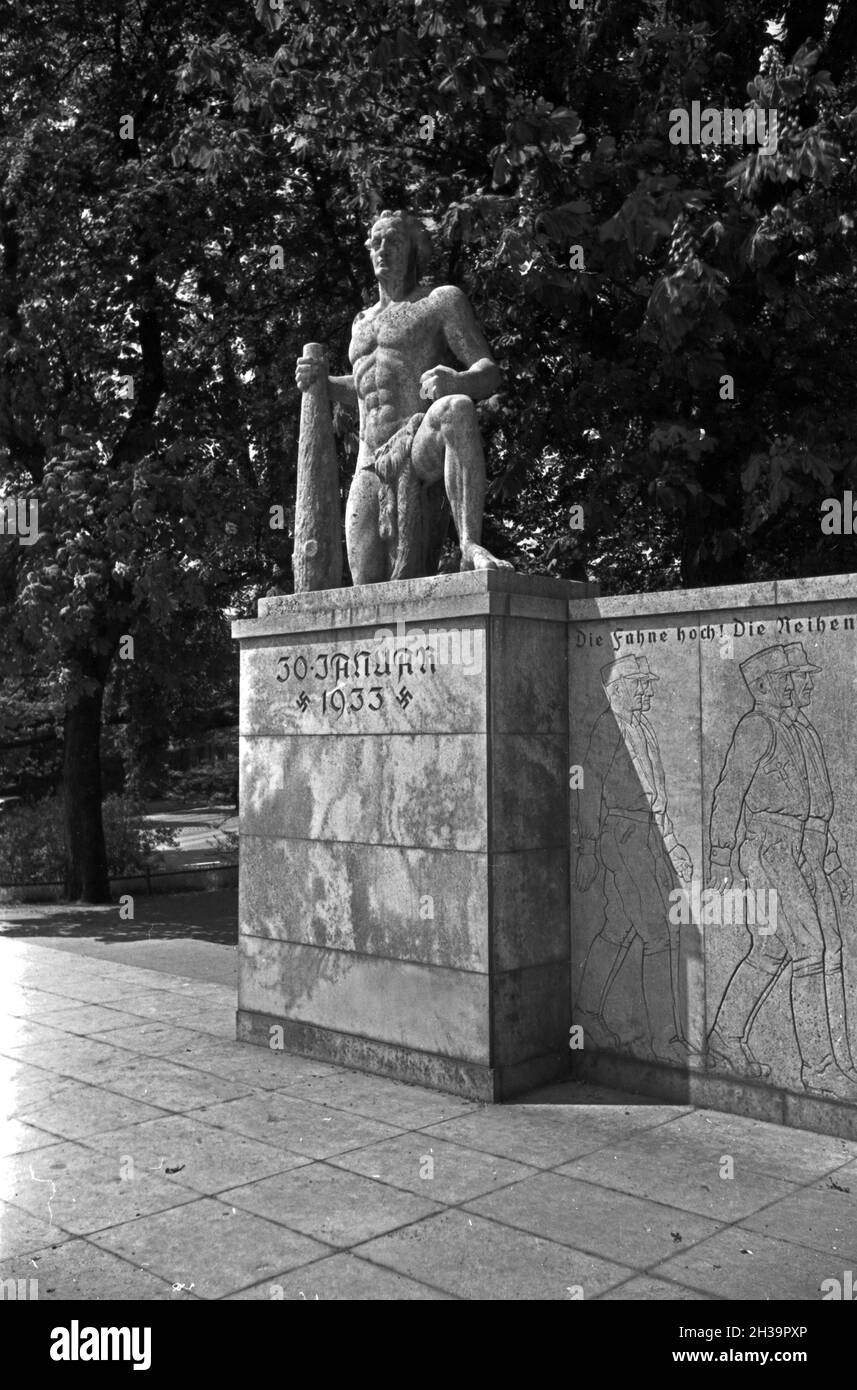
[233, 207, 857, 1138]
[233, 209, 591, 1099]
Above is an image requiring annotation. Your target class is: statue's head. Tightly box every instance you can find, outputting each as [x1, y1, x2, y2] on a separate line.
[365, 210, 432, 292]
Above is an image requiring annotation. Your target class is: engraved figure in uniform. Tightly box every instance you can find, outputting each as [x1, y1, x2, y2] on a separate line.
[574, 654, 695, 1064]
[784, 641, 857, 1082]
[295, 209, 513, 583]
[706, 644, 857, 1100]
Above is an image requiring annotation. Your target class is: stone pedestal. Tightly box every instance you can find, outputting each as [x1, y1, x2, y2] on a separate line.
[232, 571, 592, 1100]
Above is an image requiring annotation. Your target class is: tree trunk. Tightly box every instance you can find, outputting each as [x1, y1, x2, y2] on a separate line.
[63, 673, 111, 903]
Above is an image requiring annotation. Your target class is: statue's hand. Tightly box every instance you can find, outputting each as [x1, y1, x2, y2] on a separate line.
[420, 365, 461, 403]
[295, 356, 321, 392]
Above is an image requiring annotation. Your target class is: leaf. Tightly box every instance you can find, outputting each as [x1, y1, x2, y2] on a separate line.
[492, 150, 511, 186]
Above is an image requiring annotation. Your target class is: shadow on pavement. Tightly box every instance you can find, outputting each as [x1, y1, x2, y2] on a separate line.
[0, 889, 238, 946]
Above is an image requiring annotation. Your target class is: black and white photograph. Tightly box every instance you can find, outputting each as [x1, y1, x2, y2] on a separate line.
[2, 0, 857, 1347]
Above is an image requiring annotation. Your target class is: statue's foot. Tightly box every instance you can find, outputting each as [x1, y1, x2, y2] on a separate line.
[460, 541, 514, 572]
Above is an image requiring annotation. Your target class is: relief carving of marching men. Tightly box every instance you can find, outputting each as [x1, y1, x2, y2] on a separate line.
[706, 642, 857, 1101]
[572, 639, 856, 1103]
[573, 655, 697, 1065]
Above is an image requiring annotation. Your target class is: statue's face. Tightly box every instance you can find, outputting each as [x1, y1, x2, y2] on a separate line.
[367, 219, 410, 282]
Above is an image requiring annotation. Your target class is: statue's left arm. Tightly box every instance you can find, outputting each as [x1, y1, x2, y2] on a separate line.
[422, 285, 502, 402]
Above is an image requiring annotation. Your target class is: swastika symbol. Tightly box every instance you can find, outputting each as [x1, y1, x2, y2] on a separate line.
[296, 692, 310, 711]
[396, 685, 413, 708]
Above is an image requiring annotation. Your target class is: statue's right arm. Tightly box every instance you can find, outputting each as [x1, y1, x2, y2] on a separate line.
[294, 357, 356, 404]
[327, 374, 357, 405]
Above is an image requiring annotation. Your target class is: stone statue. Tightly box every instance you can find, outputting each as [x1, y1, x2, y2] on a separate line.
[295, 209, 513, 585]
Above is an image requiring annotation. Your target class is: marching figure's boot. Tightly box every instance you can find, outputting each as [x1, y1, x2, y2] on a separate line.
[643, 945, 690, 1065]
[824, 963, 857, 1085]
[574, 934, 623, 1051]
[705, 957, 775, 1078]
[793, 971, 857, 1101]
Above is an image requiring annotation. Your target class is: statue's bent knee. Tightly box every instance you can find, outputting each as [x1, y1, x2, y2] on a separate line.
[435, 393, 477, 429]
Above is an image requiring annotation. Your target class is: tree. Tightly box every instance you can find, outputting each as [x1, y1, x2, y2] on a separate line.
[1, 0, 310, 898]
[4, 0, 857, 898]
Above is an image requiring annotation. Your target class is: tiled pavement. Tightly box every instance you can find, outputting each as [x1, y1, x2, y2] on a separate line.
[1, 937, 856, 1300]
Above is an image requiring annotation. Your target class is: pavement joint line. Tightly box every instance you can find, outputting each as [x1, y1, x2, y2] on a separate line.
[210, 1246, 462, 1302]
[343, 1203, 647, 1294]
[36, 1225, 209, 1301]
[49, 1101, 414, 1156]
[538, 1128, 857, 1193]
[588, 1267, 728, 1301]
[0, 1188, 204, 1243]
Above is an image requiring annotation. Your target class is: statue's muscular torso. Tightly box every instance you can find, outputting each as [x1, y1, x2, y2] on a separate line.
[348, 285, 466, 468]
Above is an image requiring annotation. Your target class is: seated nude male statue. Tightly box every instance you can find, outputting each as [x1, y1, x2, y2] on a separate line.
[295, 209, 514, 583]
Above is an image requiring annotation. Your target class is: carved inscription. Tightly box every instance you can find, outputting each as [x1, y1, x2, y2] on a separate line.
[275, 644, 437, 721]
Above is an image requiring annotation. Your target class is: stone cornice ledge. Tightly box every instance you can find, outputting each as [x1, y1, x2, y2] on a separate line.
[567, 573, 857, 622]
[232, 571, 598, 640]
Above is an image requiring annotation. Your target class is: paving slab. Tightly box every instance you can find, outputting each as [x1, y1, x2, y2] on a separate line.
[464, 1171, 724, 1267]
[278, 1069, 479, 1129]
[221, 1162, 442, 1247]
[78, 1114, 312, 1195]
[0, 1120, 63, 1158]
[80, 1055, 252, 1113]
[653, 1109, 857, 1185]
[0, 1237, 200, 1299]
[0, 1196, 72, 1259]
[9, 1078, 171, 1140]
[556, 1127, 801, 1221]
[738, 1179, 857, 1262]
[88, 1197, 330, 1300]
[356, 1208, 634, 1300]
[195, 1092, 405, 1161]
[649, 1226, 849, 1301]
[326, 1130, 537, 1204]
[0, 1139, 198, 1234]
